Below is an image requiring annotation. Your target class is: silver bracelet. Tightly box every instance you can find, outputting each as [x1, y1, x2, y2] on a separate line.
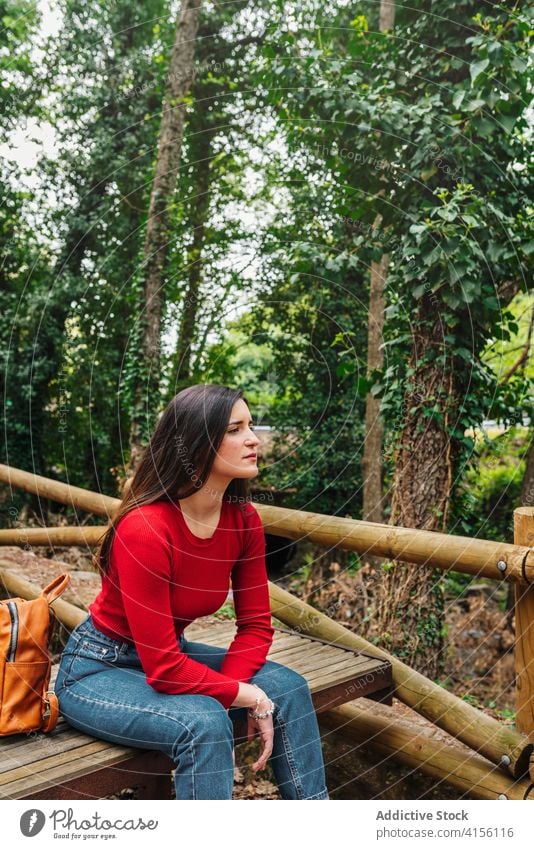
[248, 684, 275, 720]
[248, 698, 275, 721]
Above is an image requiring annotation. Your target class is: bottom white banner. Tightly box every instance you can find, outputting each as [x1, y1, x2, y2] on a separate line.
[2, 799, 533, 848]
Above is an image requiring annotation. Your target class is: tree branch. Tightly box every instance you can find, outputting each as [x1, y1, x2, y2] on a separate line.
[501, 305, 534, 383]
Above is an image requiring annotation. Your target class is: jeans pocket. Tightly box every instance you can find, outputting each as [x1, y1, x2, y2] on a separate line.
[57, 642, 119, 690]
[76, 637, 119, 662]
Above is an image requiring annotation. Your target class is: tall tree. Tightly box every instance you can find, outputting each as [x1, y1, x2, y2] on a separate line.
[171, 7, 269, 392]
[129, 0, 202, 466]
[42, 0, 172, 492]
[372, 4, 532, 675]
[255, 0, 532, 674]
[0, 0, 55, 490]
[361, 0, 396, 525]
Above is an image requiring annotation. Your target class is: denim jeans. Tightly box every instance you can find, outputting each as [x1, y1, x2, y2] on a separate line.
[54, 615, 329, 800]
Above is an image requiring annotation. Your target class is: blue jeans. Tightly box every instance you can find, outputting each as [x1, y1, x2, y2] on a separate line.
[54, 616, 329, 800]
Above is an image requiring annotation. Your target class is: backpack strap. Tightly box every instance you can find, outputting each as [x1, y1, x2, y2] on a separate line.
[41, 573, 71, 605]
[41, 692, 59, 733]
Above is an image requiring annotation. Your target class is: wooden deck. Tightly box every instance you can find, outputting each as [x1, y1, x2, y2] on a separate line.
[0, 625, 392, 799]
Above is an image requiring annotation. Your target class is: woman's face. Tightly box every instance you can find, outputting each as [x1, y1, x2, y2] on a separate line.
[211, 398, 260, 480]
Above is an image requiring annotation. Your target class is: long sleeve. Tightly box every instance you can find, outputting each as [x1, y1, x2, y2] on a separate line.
[219, 505, 274, 682]
[111, 511, 240, 709]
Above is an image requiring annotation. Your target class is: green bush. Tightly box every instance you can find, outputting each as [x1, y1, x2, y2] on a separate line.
[456, 427, 529, 543]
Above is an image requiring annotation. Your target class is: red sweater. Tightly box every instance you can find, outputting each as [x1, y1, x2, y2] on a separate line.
[89, 499, 274, 709]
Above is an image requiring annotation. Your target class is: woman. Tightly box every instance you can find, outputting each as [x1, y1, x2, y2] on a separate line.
[55, 383, 329, 800]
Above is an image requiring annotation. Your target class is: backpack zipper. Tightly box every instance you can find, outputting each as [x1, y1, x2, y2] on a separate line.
[7, 602, 19, 662]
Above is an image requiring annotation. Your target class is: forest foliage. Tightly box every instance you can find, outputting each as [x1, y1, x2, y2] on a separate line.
[1, 0, 532, 545]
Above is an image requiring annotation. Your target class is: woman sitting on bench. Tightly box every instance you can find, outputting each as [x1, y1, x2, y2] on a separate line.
[55, 383, 329, 800]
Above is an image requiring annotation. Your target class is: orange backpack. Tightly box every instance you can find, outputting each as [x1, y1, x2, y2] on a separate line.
[0, 573, 70, 736]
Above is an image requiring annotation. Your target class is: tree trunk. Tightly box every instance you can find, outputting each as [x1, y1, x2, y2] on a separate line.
[364, 5, 452, 679]
[173, 129, 213, 392]
[379, 1, 396, 31]
[129, 0, 202, 467]
[376, 294, 457, 678]
[361, 0, 395, 525]
[362, 250, 388, 523]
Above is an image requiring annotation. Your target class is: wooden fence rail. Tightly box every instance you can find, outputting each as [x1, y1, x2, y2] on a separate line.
[1, 463, 533, 770]
[1, 463, 533, 582]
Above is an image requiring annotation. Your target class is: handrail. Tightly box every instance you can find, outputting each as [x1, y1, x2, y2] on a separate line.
[258, 505, 534, 583]
[1, 464, 533, 774]
[0, 464, 118, 517]
[1, 463, 532, 582]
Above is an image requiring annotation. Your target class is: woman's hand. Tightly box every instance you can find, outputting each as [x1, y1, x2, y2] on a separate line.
[247, 710, 274, 773]
[231, 683, 274, 772]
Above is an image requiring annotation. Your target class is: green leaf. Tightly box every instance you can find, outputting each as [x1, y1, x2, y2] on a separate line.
[423, 245, 442, 266]
[469, 58, 490, 85]
[511, 56, 527, 73]
[437, 207, 458, 222]
[476, 117, 495, 137]
[452, 90, 466, 109]
[464, 98, 486, 112]
[462, 214, 479, 227]
[350, 15, 369, 33]
[336, 362, 355, 380]
[442, 291, 461, 309]
[498, 114, 516, 133]
[421, 165, 438, 181]
[357, 376, 372, 396]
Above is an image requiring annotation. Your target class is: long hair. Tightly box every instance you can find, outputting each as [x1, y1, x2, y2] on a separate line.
[96, 384, 251, 574]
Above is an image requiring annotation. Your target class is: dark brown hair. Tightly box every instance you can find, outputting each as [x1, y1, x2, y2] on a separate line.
[96, 384, 251, 574]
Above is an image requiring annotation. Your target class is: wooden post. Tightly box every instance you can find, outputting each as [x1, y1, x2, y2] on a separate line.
[514, 506, 534, 739]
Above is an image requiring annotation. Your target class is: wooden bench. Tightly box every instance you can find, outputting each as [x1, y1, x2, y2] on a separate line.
[0, 625, 392, 799]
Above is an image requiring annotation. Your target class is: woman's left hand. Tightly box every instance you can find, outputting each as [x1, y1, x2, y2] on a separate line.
[247, 711, 274, 772]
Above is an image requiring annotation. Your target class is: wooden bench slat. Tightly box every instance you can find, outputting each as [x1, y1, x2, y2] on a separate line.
[189, 631, 305, 654]
[0, 739, 119, 787]
[282, 641, 359, 661]
[308, 663, 386, 689]
[274, 645, 363, 673]
[292, 654, 386, 679]
[0, 728, 95, 770]
[267, 635, 318, 654]
[268, 642, 343, 666]
[305, 657, 370, 683]
[3, 744, 152, 798]
[307, 655, 389, 682]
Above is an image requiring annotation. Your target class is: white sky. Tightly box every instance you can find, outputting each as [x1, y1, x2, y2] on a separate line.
[0, 0, 62, 177]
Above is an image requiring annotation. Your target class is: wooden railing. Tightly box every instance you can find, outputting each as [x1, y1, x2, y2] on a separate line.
[1, 462, 533, 793]
[1, 462, 533, 732]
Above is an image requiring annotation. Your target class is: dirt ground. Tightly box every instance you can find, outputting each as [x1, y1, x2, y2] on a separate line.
[0, 543, 517, 800]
